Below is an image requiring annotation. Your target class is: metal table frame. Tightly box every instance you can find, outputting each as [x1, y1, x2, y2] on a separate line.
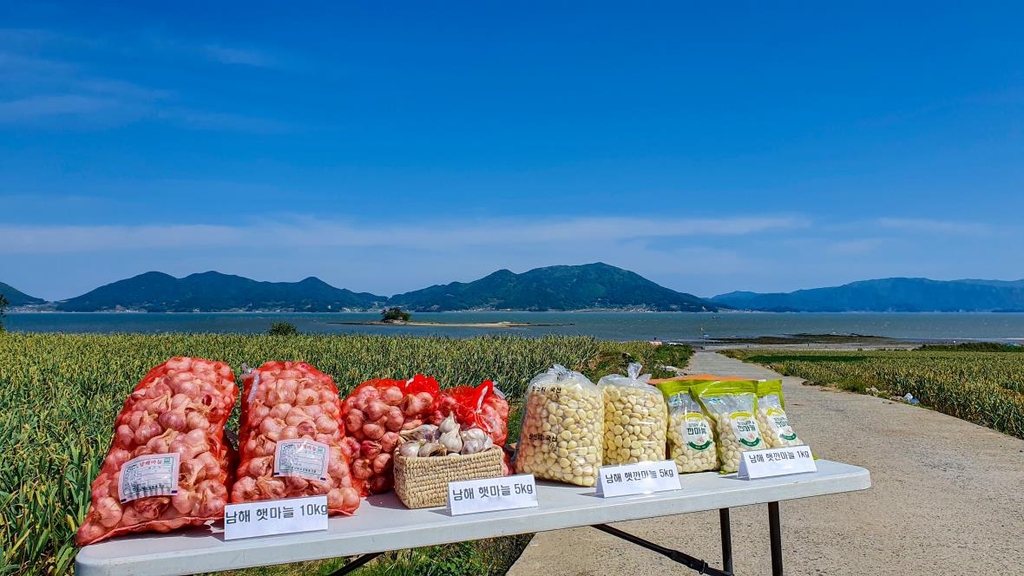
[76, 460, 870, 576]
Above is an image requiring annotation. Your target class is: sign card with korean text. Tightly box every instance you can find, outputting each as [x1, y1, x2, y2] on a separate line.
[223, 495, 328, 540]
[447, 474, 539, 516]
[737, 446, 816, 480]
[596, 460, 681, 498]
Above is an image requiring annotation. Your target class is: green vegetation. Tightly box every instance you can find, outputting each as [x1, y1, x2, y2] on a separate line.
[0, 293, 7, 331]
[0, 332, 682, 575]
[724, 348, 1024, 439]
[381, 307, 412, 322]
[914, 342, 1023, 353]
[267, 321, 299, 336]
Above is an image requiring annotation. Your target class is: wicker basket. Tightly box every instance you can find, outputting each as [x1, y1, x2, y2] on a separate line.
[393, 447, 504, 509]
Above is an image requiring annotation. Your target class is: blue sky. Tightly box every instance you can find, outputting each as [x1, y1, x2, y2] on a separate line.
[2, 1, 1022, 301]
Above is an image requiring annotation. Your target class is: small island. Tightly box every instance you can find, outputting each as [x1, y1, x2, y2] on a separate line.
[329, 307, 572, 329]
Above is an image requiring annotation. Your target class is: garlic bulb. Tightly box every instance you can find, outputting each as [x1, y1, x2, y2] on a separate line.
[460, 438, 484, 455]
[400, 424, 439, 443]
[399, 440, 424, 458]
[418, 441, 446, 457]
[439, 413, 459, 434]
[460, 428, 488, 445]
[440, 429, 463, 454]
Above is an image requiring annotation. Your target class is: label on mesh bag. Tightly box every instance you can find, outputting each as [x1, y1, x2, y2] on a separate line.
[118, 453, 180, 503]
[274, 439, 329, 481]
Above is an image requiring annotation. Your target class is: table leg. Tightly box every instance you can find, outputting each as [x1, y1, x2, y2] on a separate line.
[592, 524, 732, 576]
[768, 501, 783, 576]
[326, 552, 383, 576]
[719, 508, 733, 574]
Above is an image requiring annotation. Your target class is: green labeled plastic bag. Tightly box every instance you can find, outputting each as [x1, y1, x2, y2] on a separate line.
[693, 380, 766, 474]
[755, 379, 802, 448]
[656, 379, 718, 474]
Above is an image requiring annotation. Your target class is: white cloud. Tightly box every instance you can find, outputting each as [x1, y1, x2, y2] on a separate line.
[0, 215, 808, 254]
[877, 218, 994, 236]
[0, 94, 116, 121]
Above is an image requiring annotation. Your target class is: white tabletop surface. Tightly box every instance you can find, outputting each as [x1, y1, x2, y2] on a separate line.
[76, 459, 870, 576]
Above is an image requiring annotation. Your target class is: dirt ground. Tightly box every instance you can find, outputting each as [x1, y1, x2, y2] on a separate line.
[507, 351, 1024, 575]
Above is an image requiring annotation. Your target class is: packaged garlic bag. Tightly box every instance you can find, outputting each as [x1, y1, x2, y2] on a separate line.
[515, 365, 603, 486]
[693, 380, 765, 474]
[77, 357, 238, 546]
[655, 379, 718, 474]
[755, 379, 803, 448]
[597, 363, 668, 465]
[232, 361, 360, 515]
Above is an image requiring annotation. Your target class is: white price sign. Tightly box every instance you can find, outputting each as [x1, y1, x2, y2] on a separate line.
[223, 495, 328, 540]
[738, 446, 817, 480]
[596, 460, 681, 498]
[447, 474, 538, 516]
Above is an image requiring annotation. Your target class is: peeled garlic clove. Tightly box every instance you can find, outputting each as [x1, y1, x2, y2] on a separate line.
[440, 429, 463, 454]
[439, 413, 459, 434]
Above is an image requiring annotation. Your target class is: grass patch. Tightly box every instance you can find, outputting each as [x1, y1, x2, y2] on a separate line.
[727, 348, 1024, 440]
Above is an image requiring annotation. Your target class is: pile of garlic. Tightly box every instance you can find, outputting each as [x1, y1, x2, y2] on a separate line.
[396, 414, 494, 457]
[515, 365, 604, 487]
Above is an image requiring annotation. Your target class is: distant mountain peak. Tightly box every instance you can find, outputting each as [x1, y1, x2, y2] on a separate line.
[55, 272, 387, 312]
[390, 263, 718, 312]
[0, 282, 45, 306]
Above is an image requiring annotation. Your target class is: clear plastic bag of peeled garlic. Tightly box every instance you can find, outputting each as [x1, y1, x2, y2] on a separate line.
[755, 379, 803, 448]
[597, 362, 668, 465]
[514, 365, 604, 487]
[655, 379, 719, 474]
[694, 380, 766, 474]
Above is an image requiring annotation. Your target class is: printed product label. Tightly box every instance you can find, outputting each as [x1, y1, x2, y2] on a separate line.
[274, 439, 330, 481]
[683, 415, 713, 451]
[729, 412, 762, 448]
[118, 453, 180, 503]
[766, 408, 797, 441]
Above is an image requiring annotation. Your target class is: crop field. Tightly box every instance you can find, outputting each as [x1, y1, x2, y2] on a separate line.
[724, 348, 1024, 440]
[0, 332, 688, 575]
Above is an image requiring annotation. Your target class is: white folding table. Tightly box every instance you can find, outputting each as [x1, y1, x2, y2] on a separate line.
[76, 459, 870, 576]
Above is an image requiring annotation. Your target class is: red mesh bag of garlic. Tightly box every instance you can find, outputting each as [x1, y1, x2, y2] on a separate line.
[341, 374, 440, 495]
[76, 357, 238, 546]
[431, 380, 510, 446]
[431, 380, 512, 474]
[231, 361, 360, 515]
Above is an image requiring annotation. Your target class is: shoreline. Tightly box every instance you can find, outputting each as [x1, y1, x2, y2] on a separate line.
[327, 320, 574, 328]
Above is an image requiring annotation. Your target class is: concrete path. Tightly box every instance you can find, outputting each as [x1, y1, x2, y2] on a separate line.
[508, 351, 1024, 575]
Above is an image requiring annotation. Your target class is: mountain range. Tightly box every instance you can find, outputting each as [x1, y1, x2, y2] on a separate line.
[710, 277, 1024, 312]
[1, 263, 717, 312]
[3, 266, 1024, 313]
